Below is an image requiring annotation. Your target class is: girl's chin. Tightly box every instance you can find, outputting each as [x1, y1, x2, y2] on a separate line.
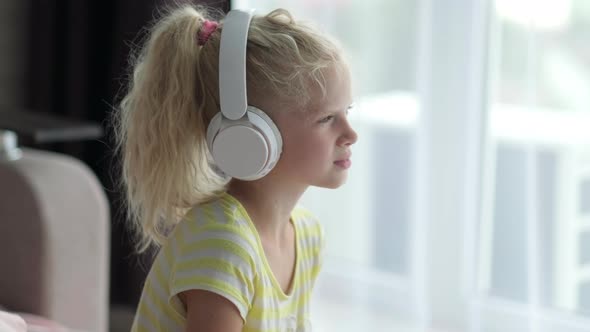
[313, 175, 349, 189]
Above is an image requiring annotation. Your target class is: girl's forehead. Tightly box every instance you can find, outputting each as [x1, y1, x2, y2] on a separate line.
[270, 103, 318, 126]
[267, 62, 352, 121]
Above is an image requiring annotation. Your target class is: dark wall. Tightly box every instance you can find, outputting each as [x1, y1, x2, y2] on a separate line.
[0, 2, 29, 107]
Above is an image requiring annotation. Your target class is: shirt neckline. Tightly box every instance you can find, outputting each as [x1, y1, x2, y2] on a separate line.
[221, 192, 300, 300]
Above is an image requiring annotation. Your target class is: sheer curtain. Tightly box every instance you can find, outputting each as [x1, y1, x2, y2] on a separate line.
[480, 0, 590, 331]
[234, 0, 590, 331]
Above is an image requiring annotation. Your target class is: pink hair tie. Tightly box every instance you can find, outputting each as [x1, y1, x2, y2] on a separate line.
[197, 20, 218, 46]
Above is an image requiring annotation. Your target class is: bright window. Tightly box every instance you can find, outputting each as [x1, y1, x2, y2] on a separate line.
[234, 0, 590, 331]
[482, 0, 590, 330]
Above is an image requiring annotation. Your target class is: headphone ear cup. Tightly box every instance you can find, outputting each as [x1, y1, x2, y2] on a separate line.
[206, 107, 283, 180]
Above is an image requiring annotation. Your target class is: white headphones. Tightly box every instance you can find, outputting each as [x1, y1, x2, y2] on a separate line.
[206, 9, 283, 181]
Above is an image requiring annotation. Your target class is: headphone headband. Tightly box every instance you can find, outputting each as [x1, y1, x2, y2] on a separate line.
[207, 8, 283, 181]
[219, 9, 255, 120]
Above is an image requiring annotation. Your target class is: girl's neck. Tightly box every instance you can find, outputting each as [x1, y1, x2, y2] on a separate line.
[227, 177, 306, 243]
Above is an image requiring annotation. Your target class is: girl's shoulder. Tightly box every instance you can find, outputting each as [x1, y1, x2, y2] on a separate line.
[168, 193, 258, 248]
[291, 205, 320, 227]
[291, 205, 324, 245]
[184, 193, 251, 229]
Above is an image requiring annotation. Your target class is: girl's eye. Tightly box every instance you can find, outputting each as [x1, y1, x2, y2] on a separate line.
[346, 104, 354, 115]
[318, 115, 334, 123]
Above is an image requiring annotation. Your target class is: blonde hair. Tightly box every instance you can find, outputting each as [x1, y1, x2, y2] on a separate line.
[113, 4, 343, 252]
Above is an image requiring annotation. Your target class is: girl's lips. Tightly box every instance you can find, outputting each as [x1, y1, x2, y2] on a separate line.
[334, 159, 351, 169]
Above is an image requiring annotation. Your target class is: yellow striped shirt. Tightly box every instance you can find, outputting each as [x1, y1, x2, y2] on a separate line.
[131, 192, 324, 332]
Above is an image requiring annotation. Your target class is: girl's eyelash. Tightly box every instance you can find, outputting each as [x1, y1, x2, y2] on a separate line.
[318, 107, 352, 123]
[344, 104, 353, 114]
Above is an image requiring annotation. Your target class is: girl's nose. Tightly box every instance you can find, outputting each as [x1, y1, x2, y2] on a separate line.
[338, 120, 358, 147]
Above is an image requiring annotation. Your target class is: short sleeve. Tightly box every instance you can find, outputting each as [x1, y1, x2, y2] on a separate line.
[169, 224, 257, 320]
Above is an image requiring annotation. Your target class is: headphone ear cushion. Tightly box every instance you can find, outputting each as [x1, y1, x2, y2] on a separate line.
[206, 107, 283, 180]
[206, 112, 223, 153]
[246, 106, 283, 170]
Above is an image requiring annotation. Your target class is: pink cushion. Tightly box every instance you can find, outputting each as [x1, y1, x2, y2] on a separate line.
[19, 313, 66, 329]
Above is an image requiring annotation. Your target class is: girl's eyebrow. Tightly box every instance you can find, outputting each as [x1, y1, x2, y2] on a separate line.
[325, 102, 354, 113]
[309, 102, 355, 120]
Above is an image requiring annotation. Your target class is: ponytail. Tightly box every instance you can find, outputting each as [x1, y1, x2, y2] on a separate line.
[114, 5, 227, 252]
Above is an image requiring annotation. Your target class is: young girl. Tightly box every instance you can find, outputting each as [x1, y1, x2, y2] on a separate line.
[115, 4, 357, 331]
